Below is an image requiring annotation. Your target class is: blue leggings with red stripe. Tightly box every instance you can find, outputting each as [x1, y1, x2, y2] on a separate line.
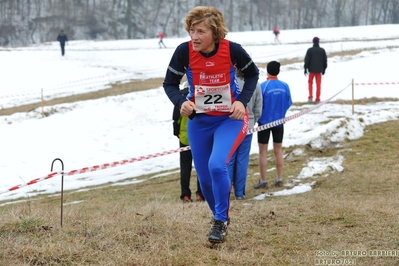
[187, 112, 248, 222]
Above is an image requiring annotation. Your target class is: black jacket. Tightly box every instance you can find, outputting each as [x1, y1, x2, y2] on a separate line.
[304, 43, 327, 73]
[57, 34, 68, 44]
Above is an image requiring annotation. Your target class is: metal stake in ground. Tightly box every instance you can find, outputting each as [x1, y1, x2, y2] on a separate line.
[51, 158, 64, 227]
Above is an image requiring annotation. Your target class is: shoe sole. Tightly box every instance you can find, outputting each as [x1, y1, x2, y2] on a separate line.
[208, 234, 226, 243]
[207, 227, 227, 243]
[208, 239, 225, 243]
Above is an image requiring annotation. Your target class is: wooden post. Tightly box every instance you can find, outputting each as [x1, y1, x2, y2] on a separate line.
[41, 89, 44, 118]
[352, 79, 355, 115]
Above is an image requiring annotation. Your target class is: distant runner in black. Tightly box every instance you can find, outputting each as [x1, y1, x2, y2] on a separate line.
[57, 30, 68, 56]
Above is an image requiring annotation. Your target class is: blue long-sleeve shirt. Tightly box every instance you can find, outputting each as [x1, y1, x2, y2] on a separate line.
[258, 77, 292, 126]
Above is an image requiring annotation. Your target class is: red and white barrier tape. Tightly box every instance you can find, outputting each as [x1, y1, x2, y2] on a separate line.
[0, 83, 352, 196]
[0, 75, 108, 99]
[0, 91, 41, 99]
[0, 75, 135, 99]
[0, 146, 191, 195]
[249, 82, 351, 134]
[354, 82, 399, 86]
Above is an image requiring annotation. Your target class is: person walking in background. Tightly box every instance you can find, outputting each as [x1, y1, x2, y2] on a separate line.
[273, 26, 281, 44]
[57, 30, 68, 56]
[158, 31, 167, 48]
[228, 70, 262, 200]
[172, 82, 204, 203]
[254, 61, 292, 190]
[304, 37, 327, 102]
[163, 6, 259, 244]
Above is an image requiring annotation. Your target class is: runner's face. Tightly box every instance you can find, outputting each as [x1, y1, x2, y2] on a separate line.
[189, 22, 215, 54]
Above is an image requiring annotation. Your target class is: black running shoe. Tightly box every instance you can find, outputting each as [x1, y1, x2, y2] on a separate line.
[208, 220, 228, 243]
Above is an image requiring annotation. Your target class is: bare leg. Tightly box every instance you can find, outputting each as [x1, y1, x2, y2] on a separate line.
[273, 142, 283, 179]
[258, 143, 269, 182]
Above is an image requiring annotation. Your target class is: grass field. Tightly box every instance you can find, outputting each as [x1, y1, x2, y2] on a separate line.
[1, 108, 398, 265]
[1, 55, 399, 265]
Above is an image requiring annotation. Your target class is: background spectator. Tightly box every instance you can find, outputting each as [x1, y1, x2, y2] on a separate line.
[57, 30, 68, 56]
[228, 71, 262, 200]
[172, 82, 204, 203]
[158, 31, 166, 48]
[254, 61, 292, 189]
[273, 26, 281, 44]
[304, 37, 327, 102]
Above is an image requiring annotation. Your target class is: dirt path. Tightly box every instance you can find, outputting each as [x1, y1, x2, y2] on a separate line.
[0, 78, 164, 116]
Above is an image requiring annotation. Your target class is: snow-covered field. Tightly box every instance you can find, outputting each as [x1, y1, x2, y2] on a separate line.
[1, 24, 398, 203]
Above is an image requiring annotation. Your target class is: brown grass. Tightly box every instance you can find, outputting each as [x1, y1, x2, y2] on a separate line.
[1, 119, 398, 265]
[1, 46, 399, 265]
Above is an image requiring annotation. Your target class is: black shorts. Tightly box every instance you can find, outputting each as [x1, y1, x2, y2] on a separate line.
[257, 125, 284, 144]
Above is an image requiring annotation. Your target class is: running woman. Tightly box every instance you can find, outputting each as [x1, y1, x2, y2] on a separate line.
[163, 6, 259, 243]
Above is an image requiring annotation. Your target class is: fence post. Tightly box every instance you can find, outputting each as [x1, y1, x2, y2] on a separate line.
[51, 158, 64, 227]
[41, 89, 44, 118]
[352, 79, 354, 115]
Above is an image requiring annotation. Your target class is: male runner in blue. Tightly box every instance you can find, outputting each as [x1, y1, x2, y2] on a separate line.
[254, 61, 292, 189]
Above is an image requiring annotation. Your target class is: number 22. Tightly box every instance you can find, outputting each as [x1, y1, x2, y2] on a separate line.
[204, 94, 222, 104]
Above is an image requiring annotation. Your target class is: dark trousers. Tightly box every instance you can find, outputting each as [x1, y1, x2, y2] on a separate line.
[158, 40, 166, 48]
[180, 142, 202, 199]
[60, 43, 65, 56]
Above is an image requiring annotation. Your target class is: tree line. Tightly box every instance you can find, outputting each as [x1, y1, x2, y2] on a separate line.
[0, 0, 398, 46]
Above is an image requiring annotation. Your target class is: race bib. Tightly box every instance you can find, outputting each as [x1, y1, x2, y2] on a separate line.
[194, 84, 232, 113]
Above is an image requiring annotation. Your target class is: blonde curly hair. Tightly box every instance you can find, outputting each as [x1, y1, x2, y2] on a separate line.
[184, 6, 228, 43]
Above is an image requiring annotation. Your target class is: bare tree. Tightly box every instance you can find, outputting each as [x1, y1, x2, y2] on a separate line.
[227, 0, 234, 31]
[389, 0, 399, 23]
[163, 0, 175, 37]
[126, 0, 132, 39]
[0, 0, 396, 46]
[331, 0, 346, 27]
